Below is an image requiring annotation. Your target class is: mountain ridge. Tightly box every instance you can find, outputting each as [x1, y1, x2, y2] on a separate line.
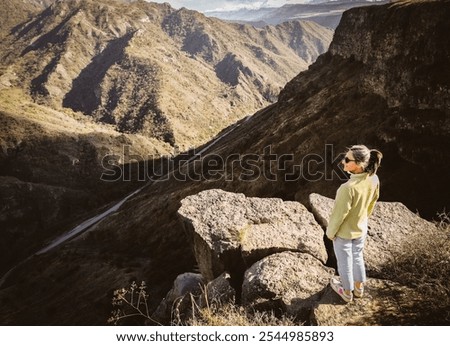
[206, 0, 390, 29]
[1, 0, 333, 151]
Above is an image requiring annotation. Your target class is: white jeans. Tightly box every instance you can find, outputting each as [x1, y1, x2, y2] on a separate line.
[333, 235, 367, 291]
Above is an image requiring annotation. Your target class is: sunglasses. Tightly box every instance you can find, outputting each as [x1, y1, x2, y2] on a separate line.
[343, 157, 356, 163]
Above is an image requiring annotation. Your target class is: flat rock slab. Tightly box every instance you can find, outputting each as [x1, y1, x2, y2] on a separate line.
[312, 278, 425, 326]
[309, 193, 437, 274]
[178, 189, 327, 281]
[242, 252, 334, 319]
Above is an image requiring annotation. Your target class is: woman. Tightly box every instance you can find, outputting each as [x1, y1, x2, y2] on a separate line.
[327, 145, 383, 302]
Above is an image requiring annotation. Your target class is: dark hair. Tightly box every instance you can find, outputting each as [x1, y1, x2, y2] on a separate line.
[366, 149, 383, 175]
[349, 145, 383, 176]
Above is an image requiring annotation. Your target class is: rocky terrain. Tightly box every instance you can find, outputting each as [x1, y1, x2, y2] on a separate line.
[0, 0, 331, 282]
[0, 0, 449, 325]
[159, 189, 445, 325]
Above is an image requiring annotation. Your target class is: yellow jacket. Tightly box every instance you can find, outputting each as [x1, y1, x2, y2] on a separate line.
[326, 172, 379, 240]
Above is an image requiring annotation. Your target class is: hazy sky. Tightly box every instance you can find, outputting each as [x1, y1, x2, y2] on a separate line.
[148, 0, 310, 12]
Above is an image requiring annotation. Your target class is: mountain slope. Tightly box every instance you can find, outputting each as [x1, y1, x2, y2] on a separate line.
[1, 0, 332, 151]
[0, 0, 44, 37]
[0, 0, 331, 294]
[0, 87, 172, 277]
[1, 0, 449, 325]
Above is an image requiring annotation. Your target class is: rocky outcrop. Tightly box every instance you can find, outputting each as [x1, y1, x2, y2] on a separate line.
[275, 1, 450, 217]
[0, 0, 48, 38]
[329, 1, 450, 112]
[309, 193, 438, 275]
[242, 252, 333, 320]
[175, 189, 441, 322]
[215, 53, 253, 87]
[178, 189, 327, 284]
[312, 278, 425, 326]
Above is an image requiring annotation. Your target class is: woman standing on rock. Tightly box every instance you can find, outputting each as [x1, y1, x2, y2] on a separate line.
[326, 145, 383, 303]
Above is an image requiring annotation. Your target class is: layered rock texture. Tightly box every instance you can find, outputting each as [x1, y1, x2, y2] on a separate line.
[0, 0, 448, 325]
[0, 0, 55, 37]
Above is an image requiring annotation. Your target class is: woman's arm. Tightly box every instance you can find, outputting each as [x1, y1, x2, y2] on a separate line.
[367, 183, 380, 217]
[326, 185, 353, 240]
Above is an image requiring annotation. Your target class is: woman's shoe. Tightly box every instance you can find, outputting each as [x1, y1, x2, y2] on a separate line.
[354, 284, 364, 298]
[330, 278, 353, 303]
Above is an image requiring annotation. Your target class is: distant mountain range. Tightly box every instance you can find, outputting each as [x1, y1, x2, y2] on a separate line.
[206, 0, 389, 29]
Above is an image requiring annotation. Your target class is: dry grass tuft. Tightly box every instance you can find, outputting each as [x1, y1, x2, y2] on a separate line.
[184, 302, 298, 326]
[381, 213, 450, 324]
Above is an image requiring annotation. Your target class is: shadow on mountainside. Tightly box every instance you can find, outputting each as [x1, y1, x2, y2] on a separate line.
[63, 32, 135, 115]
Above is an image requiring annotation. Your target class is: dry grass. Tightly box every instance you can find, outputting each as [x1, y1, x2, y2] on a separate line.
[108, 280, 298, 326]
[381, 213, 450, 324]
[183, 302, 298, 326]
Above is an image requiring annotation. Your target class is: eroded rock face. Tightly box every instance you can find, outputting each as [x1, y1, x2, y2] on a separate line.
[178, 189, 327, 283]
[311, 278, 425, 326]
[242, 252, 333, 319]
[309, 193, 438, 274]
[329, 1, 450, 111]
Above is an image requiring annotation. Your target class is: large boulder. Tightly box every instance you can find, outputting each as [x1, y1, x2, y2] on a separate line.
[311, 278, 424, 326]
[309, 193, 437, 274]
[242, 252, 334, 320]
[178, 189, 327, 283]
